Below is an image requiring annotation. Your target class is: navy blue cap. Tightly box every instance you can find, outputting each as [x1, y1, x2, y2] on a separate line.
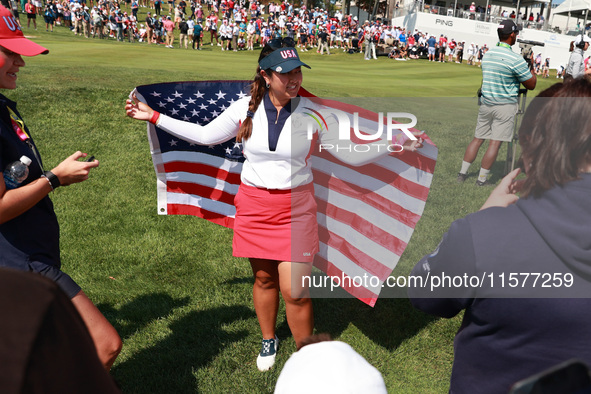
[258, 47, 311, 73]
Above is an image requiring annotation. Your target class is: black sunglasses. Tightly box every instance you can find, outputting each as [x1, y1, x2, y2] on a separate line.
[268, 37, 296, 49]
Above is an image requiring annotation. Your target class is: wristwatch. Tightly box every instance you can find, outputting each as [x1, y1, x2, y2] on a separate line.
[42, 171, 61, 190]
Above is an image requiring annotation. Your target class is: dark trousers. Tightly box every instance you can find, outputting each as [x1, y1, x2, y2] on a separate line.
[192, 35, 201, 49]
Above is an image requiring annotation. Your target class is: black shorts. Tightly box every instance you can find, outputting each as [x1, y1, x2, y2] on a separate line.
[27, 13, 36, 19]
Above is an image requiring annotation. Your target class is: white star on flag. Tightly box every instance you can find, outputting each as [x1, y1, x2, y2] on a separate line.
[169, 139, 178, 146]
[157, 101, 167, 108]
[237, 91, 247, 99]
[199, 103, 208, 110]
[150, 91, 161, 97]
[182, 115, 191, 121]
[166, 97, 175, 103]
[225, 147, 232, 154]
[220, 104, 227, 111]
[194, 91, 204, 98]
[233, 142, 242, 149]
[178, 103, 187, 109]
[191, 109, 200, 117]
[216, 90, 227, 100]
[173, 91, 183, 98]
[186, 98, 196, 104]
[211, 110, 219, 117]
[207, 98, 217, 105]
[170, 108, 179, 115]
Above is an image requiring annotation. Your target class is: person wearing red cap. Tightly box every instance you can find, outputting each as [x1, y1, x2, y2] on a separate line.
[0, 5, 121, 371]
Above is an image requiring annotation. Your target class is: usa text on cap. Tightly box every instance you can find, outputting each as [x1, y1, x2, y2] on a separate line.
[258, 47, 310, 73]
[0, 5, 48, 56]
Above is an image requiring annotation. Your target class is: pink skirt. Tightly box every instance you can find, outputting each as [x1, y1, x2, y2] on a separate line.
[232, 183, 319, 263]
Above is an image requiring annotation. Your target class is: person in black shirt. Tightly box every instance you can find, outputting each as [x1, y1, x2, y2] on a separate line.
[179, 17, 189, 48]
[298, 24, 307, 51]
[318, 26, 329, 55]
[145, 11, 155, 43]
[0, 6, 121, 370]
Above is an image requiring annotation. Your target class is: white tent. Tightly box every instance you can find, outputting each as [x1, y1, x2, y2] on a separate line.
[553, 0, 591, 17]
[552, 0, 591, 31]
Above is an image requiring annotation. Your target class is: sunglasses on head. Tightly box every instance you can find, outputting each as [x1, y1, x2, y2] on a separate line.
[268, 37, 296, 49]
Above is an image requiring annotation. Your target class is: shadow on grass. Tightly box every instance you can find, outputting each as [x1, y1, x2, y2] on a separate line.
[108, 297, 255, 392]
[310, 297, 437, 351]
[98, 293, 191, 339]
[224, 277, 254, 286]
[225, 276, 435, 351]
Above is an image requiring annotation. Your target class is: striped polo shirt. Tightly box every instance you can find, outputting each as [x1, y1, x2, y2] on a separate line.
[480, 43, 532, 105]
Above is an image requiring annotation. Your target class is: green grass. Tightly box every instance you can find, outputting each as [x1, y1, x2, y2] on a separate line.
[14, 14, 559, 393]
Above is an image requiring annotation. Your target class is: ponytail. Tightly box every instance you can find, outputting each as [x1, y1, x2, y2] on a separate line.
[237, 69, 267, 142]
[237, 40, 280, 142]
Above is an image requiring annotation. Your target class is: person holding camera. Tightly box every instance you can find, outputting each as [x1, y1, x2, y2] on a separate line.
[457, 20, 536, 186]
[0, 7, 121, 370]
[564, 34, 591, 80]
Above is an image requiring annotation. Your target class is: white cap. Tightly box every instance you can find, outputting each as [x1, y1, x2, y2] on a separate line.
[575, 34, 591, 46]
[274, 341, 387, 394]
[20, 156, 32, 166]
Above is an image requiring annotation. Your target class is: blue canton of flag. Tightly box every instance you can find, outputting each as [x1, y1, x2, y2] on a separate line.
[133, 80, 252, 228]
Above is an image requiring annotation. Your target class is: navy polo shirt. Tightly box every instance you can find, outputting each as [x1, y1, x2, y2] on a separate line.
[263, 93, 300, 152]
[0, 94, 61, 270]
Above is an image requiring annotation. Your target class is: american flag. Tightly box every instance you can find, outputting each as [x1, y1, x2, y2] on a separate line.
[134, 81, 438, 307]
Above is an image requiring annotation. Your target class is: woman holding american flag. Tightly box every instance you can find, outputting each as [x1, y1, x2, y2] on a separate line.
[126, 37, 422, 371]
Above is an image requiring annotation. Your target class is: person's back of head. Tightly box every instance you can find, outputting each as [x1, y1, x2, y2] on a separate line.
[0, 268, 121, 393]
[518, 78, 591, 197]
[274, 335, 387, 394]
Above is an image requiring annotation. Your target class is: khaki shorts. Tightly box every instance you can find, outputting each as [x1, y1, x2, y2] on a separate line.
[474, 103, 518, 142]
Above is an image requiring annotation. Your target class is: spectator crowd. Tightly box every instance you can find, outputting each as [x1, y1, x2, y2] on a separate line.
[12, 0, 555, 69]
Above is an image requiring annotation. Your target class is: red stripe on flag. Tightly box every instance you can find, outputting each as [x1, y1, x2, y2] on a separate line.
[167, 181, 237, 206]
[297, 90, 385, 124]
[314, 255, 378, 307]
[317, 225, 395, 280]
[313, 170, 421, 228]
[167, 204, 235, 228]
[164, 161, 242, 185]
[317, 198, 409, 258]
[314, 148, 430, 201]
